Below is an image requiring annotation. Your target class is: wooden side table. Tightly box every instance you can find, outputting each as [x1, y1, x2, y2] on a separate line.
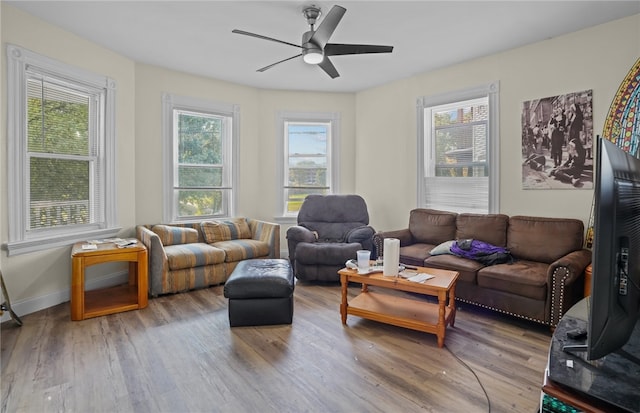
[71, 241, 148, 321]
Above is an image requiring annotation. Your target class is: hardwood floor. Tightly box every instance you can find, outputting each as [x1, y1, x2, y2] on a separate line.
[1, 282, 551, 413]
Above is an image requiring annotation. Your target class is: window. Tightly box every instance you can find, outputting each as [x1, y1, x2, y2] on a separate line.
[417, 82, 500, 214]
[6, 44, 117, 255]
[277, 112, 340, 219]
[162, 94, 239, 222]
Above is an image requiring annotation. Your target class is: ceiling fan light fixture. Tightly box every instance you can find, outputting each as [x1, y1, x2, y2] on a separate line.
[303, 49, 324, 64]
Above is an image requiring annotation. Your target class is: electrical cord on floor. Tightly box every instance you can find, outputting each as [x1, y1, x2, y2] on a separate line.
[444, 343, 491, 413]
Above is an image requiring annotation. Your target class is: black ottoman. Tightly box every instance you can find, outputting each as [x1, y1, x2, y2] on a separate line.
[223, 259, 294, 327]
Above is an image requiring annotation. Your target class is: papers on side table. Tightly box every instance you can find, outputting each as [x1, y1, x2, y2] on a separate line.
[113, 238, 138, 248]
[82, 238, 139, 250]
[405, 273, 435, 283]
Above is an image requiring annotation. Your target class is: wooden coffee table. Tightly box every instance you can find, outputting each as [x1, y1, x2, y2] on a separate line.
[338, 266, 459, 348]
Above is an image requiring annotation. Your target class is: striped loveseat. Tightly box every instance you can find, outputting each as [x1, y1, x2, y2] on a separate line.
[136, 218, 280, 296]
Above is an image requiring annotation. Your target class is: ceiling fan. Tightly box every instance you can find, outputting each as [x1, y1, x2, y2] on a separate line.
[232, 4, 393, 79]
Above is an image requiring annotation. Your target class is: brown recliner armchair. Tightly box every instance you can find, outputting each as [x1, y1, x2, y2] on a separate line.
[286, 194, 375, 282]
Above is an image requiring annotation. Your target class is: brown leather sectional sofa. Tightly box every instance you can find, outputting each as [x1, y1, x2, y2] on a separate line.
[373, 209, 591, 327]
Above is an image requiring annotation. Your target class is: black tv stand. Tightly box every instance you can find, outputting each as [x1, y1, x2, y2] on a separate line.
[543, 297, 640, 412]
[561, 343, 587, 354]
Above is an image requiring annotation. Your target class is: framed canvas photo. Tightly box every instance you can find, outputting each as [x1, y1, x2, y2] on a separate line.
[522, 89, 593, 190]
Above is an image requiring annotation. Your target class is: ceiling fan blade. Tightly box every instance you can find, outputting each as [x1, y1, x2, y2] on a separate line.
[310, 5, 346, 48]
[324, 43, 394, 56]
[232, 29, 302, 49]
[257, 54, 303, 72]
[318, 57, 340, 79]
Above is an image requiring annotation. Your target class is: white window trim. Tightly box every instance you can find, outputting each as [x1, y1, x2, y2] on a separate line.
[161, 93, 240, 223]
[275, 111, 340, 223]
[416, 81, 500, 213]
[5, 44, 118, 256]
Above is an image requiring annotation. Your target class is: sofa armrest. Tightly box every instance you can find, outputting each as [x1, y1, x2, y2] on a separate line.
[136, 225, 169, 297]
[345, 225, 376, 257]
[547, 248, 592, 327]
[286, 225, 317, 267]
[345, 225, 375, 242]
[286, 225, 317, 243]
[550, 249, 592, 282]
[248, 219, 280, 259]
[373, 228, 413, 257]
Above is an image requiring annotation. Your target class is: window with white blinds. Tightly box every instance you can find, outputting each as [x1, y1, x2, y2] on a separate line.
[417, 82, 500, 214]
[26, 74, 101, 231]
[6, 44, 117, 255]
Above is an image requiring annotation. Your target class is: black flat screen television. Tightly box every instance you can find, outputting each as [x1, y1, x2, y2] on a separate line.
[577, 136, 640, 360]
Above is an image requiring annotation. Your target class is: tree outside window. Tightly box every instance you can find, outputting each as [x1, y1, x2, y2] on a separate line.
[162, 94, 238, 222]
[6, 44, 117, 255]
[27, 77, 93, 230]
[175, 110, 226, 217]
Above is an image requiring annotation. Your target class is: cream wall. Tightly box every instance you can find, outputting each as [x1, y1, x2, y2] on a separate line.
[357, 14, 640, 232]
[134, 63, 260, 223]
[254, 88, 357, 200]
[1, 5, 137, 316]
[134, 70, 356, 224]
[134, 67, 355, 260]
[1, 3, 638, 319]
[1, 3, 355, 318]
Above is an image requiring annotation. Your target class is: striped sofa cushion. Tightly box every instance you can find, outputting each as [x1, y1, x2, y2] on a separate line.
[164, 243, 226, 270]
[201, 218, 251, 243]
[212, 239, 270, 262]
[152, 225, 199, 246]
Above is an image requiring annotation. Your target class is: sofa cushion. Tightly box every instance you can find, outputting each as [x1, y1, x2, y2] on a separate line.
[456, 213, 509, 247]
[477, 260, 548, 300]
[212, 239, 271, 262]
[201, 218, 252, 243]
[298, 194, 369, 226]
[508, 216, 584, 263]
[425, 254, 484, 284]
[295, 242, 362, 266]
[302, 222, 365, 242]
[429, 240, 455, 255]
[152, 225, 199, 246]
[164, 243, 226, 270]
[399, 243, 434, 267]
[408, 209, 457, 245]
[297, 194, 369, 241]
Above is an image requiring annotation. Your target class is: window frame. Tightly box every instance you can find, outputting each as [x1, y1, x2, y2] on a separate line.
[161, 93, 239, 223]
[5, 44, 118, 256]
[276, 111, 340, 222]
[417, 81, 500, 214]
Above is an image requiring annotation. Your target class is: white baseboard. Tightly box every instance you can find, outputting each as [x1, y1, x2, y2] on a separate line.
[1, 270, 129, 324]
[2, 255, 292, 324]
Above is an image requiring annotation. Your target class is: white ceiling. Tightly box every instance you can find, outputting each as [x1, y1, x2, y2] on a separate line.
[7, 1, 640, 93]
